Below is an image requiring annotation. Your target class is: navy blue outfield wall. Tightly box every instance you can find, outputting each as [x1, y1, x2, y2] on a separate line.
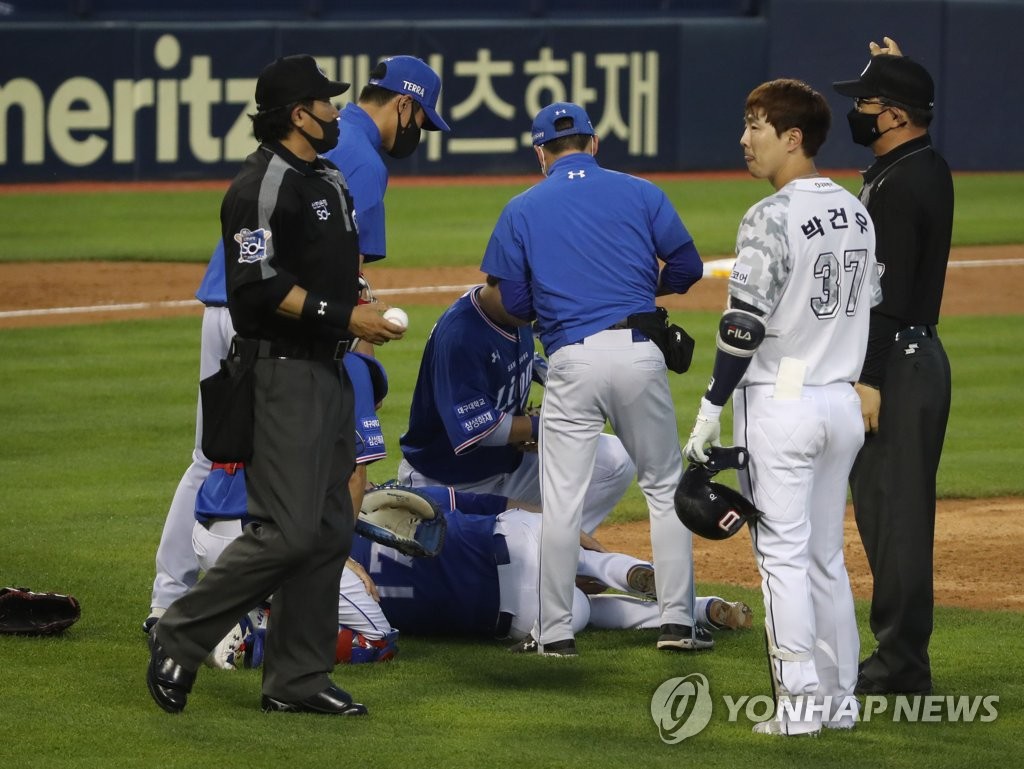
[0, 1, 1021, 182]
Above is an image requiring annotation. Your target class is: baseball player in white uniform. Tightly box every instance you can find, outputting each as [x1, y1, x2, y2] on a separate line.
[684, 79, 881, 736]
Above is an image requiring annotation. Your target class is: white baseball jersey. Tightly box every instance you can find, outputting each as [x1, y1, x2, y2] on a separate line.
[729, 178, 881, 386]
[729, 176, 881, 731]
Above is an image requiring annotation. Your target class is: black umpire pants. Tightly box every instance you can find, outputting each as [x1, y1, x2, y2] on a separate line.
[851, 330, 950, 691]
[156, 355, 355, 701]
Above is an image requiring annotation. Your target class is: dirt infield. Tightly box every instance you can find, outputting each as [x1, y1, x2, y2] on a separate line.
[2, 248, 1022, 611]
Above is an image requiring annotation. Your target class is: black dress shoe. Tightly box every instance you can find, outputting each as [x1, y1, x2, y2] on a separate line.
[147, 632, 197, 714]
[261, 684, 368, 716]
[855, 673, 932, 696]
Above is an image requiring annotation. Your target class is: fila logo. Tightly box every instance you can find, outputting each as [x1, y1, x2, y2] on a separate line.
[318, 301, 327, 317]
[568, 170, 586, 180]
[904, 343, 919, 355]
[727, 327, 751, 341]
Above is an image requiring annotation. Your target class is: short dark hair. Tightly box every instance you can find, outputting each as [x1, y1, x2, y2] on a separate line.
[251, 100, 313, 143]
[358, 83, 400, 107]
[541, 117, 593, 154]
[896, 103, 933, 129]
[745, 79, 831, 158]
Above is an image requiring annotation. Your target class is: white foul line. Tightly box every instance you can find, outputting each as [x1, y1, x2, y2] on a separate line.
[1, 257, 1021, 321]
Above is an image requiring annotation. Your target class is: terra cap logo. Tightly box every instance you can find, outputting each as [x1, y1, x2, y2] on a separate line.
[650, 673, 713, 743]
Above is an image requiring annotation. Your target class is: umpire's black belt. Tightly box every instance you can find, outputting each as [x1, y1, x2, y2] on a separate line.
[235, 337, 348, 361]
[895, 325, 935, 342]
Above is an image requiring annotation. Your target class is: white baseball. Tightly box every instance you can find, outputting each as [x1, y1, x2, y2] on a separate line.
[383, 307, 408, 330]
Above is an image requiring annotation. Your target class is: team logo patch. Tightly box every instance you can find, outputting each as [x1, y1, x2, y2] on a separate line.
[234, 228, 272, 263]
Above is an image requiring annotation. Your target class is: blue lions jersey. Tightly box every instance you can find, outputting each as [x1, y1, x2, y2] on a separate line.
[323, 104, 387, 262]
[399, 286, 535, 484]
[348, 487, 510, 636]
[343, 351, 387, 464]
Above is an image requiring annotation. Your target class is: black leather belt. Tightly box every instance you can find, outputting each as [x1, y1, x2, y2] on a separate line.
[253, 338, 348, 361]
[895, 325, 934, 342]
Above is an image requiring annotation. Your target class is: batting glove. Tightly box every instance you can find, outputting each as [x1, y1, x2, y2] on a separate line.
[684, 398, 723, 463]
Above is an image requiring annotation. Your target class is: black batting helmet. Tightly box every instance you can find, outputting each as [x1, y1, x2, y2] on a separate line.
[674, 446, 762, 540]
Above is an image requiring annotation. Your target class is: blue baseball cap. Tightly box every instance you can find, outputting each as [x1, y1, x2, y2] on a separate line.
[368, 55, 450, 132]
[531, 102, 594, 146]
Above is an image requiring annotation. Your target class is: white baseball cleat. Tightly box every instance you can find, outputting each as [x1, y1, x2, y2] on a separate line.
[204, 622, 245, 670]
[752, 717, 821, 737]
[706, 598, 753, 630]
[625, 564, 656, 599]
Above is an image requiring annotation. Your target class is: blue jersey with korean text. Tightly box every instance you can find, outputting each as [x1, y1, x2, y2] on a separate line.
[323, 104, 387, 262]
[481, 153, 700, 354]
[399, 286, 535, 484]
[348, 487, 509, 636]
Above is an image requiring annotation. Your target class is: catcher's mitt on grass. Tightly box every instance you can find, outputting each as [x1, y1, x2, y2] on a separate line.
[0, 586, 81, 635]
[356, 486, 446, 557]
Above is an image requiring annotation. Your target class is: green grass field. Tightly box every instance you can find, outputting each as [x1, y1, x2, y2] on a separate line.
[1, 175, 1023, 768]
[1, 172, 1022, 263]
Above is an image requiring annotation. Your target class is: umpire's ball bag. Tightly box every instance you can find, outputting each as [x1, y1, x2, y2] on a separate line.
[200, 337, 256, 463]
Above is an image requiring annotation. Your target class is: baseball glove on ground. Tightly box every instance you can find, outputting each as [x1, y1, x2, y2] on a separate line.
[0, 586, 81, 635]
[356, 486, 446, 557]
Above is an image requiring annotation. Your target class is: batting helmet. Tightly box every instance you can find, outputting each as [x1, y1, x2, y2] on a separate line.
[674, 446, 762, 540]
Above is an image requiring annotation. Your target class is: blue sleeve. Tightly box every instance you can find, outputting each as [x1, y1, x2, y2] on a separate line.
[343, 354, 386, 464]
[345, 160, 387, 262]
[195, 240, 228, 305]
[497, 279, 535, 321]
[432, 327, 510, 454]
[451, 490, 510, 517]
[660, 240, 704, 294]
[481, 202, 528, 282]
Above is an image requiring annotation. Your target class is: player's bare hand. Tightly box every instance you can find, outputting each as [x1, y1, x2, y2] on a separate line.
[869, 36, 903, 56]
[579, 530, 608, 553]
[348, 303, 405, 346]
[346, 558, 380, 602]
[855, 382, 881, 433]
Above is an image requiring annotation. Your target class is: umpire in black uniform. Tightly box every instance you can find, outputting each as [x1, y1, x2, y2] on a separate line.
[146, 55, 403, 715]
[833, 48, 953, 695]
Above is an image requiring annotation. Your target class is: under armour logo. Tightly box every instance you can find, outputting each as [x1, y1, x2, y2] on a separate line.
[904, 343, 918, 355]
[491, 351, 499, 363]
[568, 170, 586, 180]
[318, 301, 327, 317]
[555, 108, 567, 116]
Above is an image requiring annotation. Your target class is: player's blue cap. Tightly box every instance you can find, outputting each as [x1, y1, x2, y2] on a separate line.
[531, 102, 595, 146]
[368, 56, 450, 132]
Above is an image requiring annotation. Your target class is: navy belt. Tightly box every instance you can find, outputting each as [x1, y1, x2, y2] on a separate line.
[895, 325, 934, 342]
[571, 328, 649, 345]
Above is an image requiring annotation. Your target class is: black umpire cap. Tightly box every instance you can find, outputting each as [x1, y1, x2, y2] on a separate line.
[255, 55, 350, 113]
[833, 54, 934, 110]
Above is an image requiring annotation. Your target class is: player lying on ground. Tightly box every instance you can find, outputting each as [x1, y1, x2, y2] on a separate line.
[193, 476, 752, 668]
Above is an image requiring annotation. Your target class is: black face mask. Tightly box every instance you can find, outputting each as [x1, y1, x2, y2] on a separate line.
[846, 108, 881, 146]
[297, 109, 340, 154]
[846, 107, 906, 147]
[388, 102, 422, 159]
